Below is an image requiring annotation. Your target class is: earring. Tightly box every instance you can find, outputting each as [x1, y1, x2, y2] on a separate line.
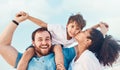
[33, 44, 34, 46]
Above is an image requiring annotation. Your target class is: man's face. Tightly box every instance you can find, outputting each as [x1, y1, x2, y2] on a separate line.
[33, 31, 52, 56]
[67, 21, 81, 37]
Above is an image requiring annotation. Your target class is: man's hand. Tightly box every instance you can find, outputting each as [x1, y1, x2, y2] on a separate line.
[14, 11, 29, 23]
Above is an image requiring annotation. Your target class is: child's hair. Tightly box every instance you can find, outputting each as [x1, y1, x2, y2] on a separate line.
[88, 28, 120, 66]
[67, 13, 86, 30]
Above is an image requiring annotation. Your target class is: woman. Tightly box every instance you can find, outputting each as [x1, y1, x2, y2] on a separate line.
[69, 27, 120, 70]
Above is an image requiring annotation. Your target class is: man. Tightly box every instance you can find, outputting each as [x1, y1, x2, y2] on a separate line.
[0, 12, 75, 70]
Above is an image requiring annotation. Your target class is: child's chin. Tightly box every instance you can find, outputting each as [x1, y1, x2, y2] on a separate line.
[70, 34, 75, 37]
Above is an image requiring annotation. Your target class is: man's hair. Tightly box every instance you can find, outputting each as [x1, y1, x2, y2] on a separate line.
[32, 27, 52, 41]
[67, 13, 86, 30]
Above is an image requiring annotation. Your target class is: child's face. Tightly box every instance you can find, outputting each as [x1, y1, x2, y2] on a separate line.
[67, 21, 81, 37]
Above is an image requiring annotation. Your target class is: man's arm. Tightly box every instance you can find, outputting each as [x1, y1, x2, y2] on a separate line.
[28, 15, 47, 28]
[0, 21, 18, 45]
[0, 12, 28, 67]
[0, 20, 19, 66]
[0, 11, 28, 46]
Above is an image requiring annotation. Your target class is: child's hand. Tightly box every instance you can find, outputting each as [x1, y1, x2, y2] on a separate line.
[99, 22, 109, 36]
[56, 64, 66, 70]
[99, 22, 109, 28]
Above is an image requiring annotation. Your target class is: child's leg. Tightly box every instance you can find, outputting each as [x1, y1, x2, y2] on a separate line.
[17, 47, 35, 70]
[53, 44, 65, 70]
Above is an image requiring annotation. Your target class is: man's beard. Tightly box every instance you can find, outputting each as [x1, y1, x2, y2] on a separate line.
[34, 44, 52, 56]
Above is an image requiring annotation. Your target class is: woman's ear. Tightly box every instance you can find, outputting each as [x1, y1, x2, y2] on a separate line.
[87, 39, 92, 46]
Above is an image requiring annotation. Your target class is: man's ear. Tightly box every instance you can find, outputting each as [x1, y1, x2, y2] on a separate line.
[32, 41, 35, 46]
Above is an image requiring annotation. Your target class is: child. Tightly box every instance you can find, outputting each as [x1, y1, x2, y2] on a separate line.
[17, 11, 107, 70]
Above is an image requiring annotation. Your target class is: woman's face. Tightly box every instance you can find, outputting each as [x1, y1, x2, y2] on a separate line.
[75, 29, 91, 43]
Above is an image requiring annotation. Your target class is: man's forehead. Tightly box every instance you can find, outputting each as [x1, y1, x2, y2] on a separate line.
[35, 31, 50, 37]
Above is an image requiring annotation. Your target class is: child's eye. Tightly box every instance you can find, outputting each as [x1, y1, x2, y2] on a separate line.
[71, 25, 74, 28]
[76, 28, 80, 30]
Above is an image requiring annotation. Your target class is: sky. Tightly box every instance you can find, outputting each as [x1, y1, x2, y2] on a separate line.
[0, 0, 120, 70]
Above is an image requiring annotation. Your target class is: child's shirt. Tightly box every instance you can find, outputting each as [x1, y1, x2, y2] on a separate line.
[48, 24, 78, 48]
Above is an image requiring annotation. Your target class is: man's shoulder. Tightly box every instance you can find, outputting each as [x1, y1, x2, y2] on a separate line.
[62, 47, 75, 50]
[62, 47, 76, 57]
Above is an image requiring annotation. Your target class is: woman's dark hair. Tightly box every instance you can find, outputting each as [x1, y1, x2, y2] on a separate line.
[32, 27, 52, 41]
[88, 28, 120, 66]
[67, 14, 86, 30]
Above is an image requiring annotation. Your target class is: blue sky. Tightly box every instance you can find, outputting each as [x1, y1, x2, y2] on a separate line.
[0, 0, 120, 70]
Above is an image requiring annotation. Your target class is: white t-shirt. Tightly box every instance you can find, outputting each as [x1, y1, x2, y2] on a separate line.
[68, 50, 103, 70]
[47, 24, 77, 48]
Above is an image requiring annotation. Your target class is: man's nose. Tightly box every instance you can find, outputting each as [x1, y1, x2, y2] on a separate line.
[42, 40, 47, 44]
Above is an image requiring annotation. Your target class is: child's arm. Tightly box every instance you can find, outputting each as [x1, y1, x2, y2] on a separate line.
[91, 22, 108, 29]
[53, 44, 66, 70]
[28, 15, 47, 28]
[18, 11, 47, 28]
[17, 47, 35, 70]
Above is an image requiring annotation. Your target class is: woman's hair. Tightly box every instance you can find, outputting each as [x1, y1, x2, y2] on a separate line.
[88, 28, 120, 66]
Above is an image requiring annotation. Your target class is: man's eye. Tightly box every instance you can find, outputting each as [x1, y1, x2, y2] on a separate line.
[46, 38, 50, 41]
[38, 39, 42, 41]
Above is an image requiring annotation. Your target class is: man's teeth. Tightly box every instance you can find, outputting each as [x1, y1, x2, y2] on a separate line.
[41, 46, 48, 49]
